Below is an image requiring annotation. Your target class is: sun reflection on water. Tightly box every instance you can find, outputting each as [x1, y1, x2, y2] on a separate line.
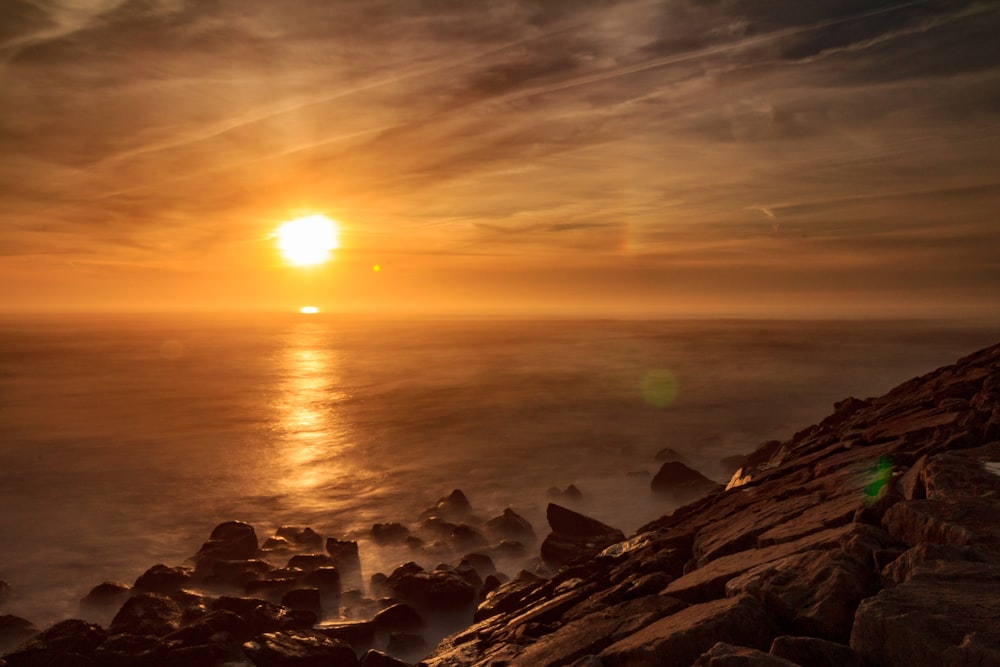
[276, 324, 353, 495]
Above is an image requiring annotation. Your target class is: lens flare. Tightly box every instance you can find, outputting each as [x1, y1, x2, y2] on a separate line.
[300, 306, 319, 314]
[640, 369, 679, 408]
[276, 215, 339, 266]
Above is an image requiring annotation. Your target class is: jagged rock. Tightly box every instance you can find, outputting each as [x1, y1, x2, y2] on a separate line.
[133, 563, 193, 595]
[422, 489, 473, 520]
[540, 503, 625, 568]
[882, 497, 1000, 552]
[0, 616, 39, 655]
[302, 566, 341, 606]
[724, 548, 876, 642]
[880, 542, 991, 587]
[79, 582, 131, 612]
[325, 538, 362, 590]
[850, 558, 1000, 666]
[769, 635, 862, 667]
[2, 619, 106, 666]
[598, 594, 778, 667]
[110, 592, 183, 636]
[242, 629, 358, 667]
[91, 632, 167, 667]
[484, 508, 536, 544]
[359, 649, 412, 666]
[371, 522, 410, 545]
[692, 642, 800, 666]
[651, 461, 723, 502]
[474, 570, 546, 622]
[246, 577, 299, 600]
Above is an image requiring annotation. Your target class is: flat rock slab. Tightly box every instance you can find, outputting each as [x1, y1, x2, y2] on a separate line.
[599, 594, 778, 667]
[850, 560, 1000, 667]
[663, 524, 855, 603]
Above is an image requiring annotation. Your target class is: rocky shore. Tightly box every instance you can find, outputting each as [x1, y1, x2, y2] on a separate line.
[3, 342, 1000, 666]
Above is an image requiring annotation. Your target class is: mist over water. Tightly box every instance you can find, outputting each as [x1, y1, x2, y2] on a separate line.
[1, 315, 998, 625]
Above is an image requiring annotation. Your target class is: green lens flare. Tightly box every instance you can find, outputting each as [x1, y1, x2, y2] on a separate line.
[640, 369, 679, 408]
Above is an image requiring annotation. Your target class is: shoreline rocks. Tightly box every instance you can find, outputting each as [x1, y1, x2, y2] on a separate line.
[3, 341, 1000, 666]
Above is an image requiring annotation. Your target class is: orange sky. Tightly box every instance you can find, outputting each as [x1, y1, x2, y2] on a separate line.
[1, 1, 999, 317]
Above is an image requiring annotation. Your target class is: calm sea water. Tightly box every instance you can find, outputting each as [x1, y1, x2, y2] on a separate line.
[1, 315, 997, 625]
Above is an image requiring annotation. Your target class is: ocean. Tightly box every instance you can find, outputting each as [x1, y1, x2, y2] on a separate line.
[1, 315, 998, 626]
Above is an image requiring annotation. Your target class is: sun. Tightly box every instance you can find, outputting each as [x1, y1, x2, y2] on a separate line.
[276, 215, 339, 266]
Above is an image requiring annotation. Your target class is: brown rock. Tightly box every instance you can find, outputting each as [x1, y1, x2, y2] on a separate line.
[691, 642, 800, 666]
[0, 616, 39, 655]
[769, 636, 862, 667]
[315, 620, 376, 654]
[850, 559, 1000, 667]
[484, 508, 536, 544]
[882, 497, 1000, 552]
[540, 504, 625, 568]
[325, 538, 362, 589]
[110, 592, 183, 636]
[599, 594, 778, 667]
[3, 619, 106, 666]
[242, 630, 359, 667]
[651, 462, 722, 502]
[133, 563, 193, 595]
[360, 649, 412, 667]
[79, 582, 131, 612]
[662, 524, 856, 603]
[725, 548, 876, 642]
[506, 595, 686, 667]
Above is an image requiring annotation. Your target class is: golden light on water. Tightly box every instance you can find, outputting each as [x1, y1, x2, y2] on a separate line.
[276, 214, 339, 266]
[300, 306, 319, 314]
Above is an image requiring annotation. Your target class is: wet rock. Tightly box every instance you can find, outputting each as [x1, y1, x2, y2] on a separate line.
[79, 582, 131, 612]
[370, 522, 410, 545]
[769, 635, 862, 667]
[457, 553, 496, 579]
[385, 567, 476, 616]
[473, 570, 546, 622]
[165, 608, 254, 645]
[192, 521, 259, 575]
[540, 503, 625, 568]
[598, 595, 778, 667]
[302, 566, 342, 607]
[110, 592, 183, 637]
[650, 461, 723, 502]
[422, 489, 473, 520]
[483, 508, 536, 545]
[242, 629, 358, 667]
[246, 577, 299, 600]
[0, 616, 39, 655]
[281, 588, 323, 616]
[2, 619, 106, 667]
[212, 596, 316, 635]
[359, 649, 412, 666]
[448, 524, 488, 551]
[286, 553, 334, 574]
[133, 563, 193, 595]
[91, 632, 166, 667]
[691, 642, 800, 667]
[372, 603, 424, 635]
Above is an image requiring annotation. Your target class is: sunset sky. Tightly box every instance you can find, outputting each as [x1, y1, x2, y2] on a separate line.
[2, 0, 998, 317]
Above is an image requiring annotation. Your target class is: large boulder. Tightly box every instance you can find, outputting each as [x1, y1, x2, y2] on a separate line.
[540, 503, 625, 568]
[191, 521, 259, 576]
[384, 566, 476, 616]
[110, 592, 183, 637]
[325, 539, 362, 589]
[483, 508, 536, 544]
[0, 616, 39, 655]
[769, 636, 862, 667]
[422, 489, 473, 520]
[850, 559, 1000, 667]
[651, 461, 723, 502]
[691, 642, 800, 666]
[79, 582, 131, 613]
[133, 563, 193, 595]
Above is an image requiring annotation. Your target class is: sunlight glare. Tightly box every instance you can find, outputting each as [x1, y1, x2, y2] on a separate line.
[300, 306, 319, 314]
[276, 214, 339, 266]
